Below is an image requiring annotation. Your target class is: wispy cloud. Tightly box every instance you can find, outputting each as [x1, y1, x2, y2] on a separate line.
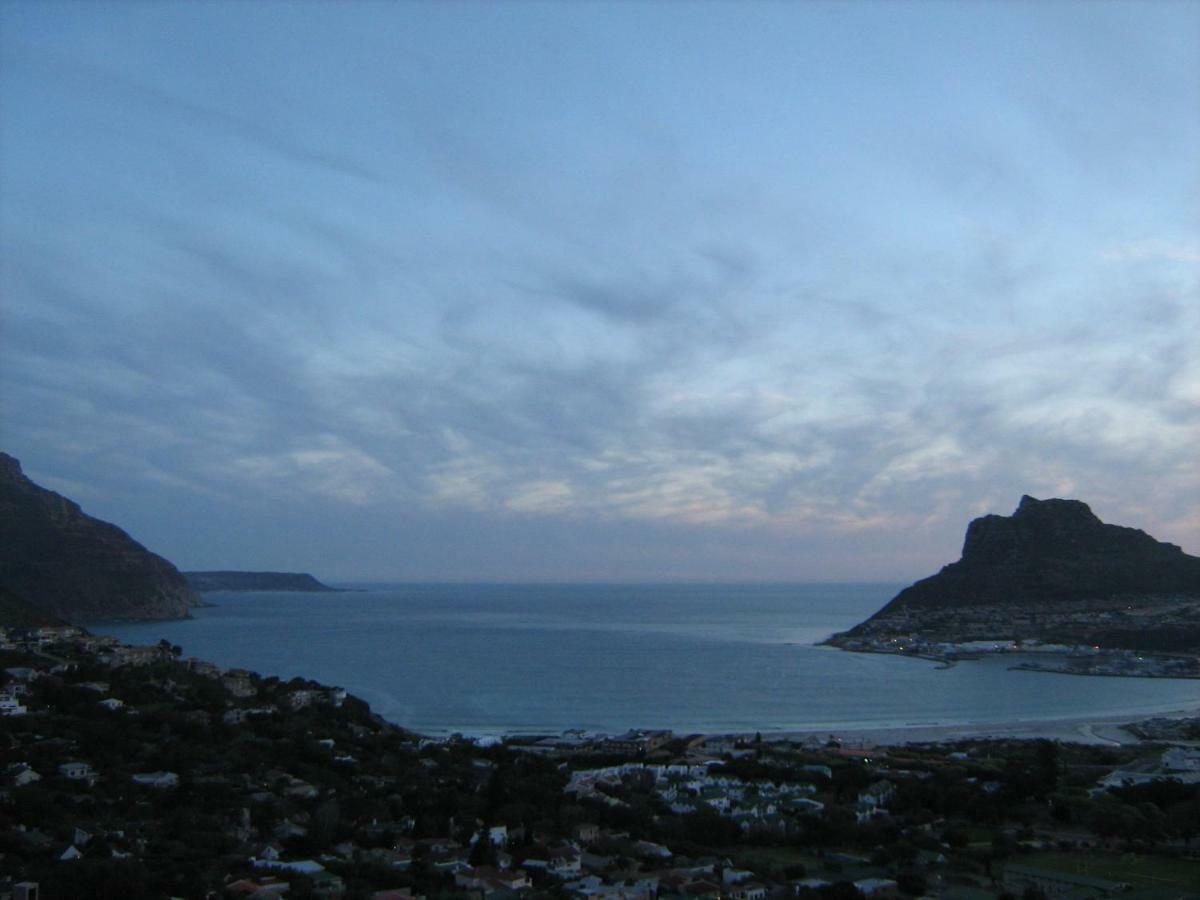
[2, 1, 1197, 578]
[1101, 239, 1200, 265]
[4, 42, 381, 183]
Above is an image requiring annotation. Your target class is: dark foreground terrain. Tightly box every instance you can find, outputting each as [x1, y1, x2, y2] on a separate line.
[3, 626, 1199, 899]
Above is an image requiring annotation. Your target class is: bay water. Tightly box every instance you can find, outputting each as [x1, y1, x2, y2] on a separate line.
[104, 583, 1200, 737]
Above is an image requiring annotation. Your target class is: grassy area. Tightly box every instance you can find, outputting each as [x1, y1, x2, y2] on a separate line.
[940, 888, 999, 900]
[1013, 850, 1200, 892]
[724, 846, 820, 872]
[723, 847, 878, 882]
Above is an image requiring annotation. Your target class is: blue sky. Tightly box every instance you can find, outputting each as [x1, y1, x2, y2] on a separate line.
[2, 0, 1197, 581]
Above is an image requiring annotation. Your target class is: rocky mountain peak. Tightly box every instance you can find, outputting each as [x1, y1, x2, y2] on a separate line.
[0, 452, 22, 480]
[961, 495, 1109, 564]
[0, 452, 198, 622]
[828, 495, 1200, 652]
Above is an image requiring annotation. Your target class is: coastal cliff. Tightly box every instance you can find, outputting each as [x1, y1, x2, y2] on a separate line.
[828, 496, 1200, 653]
[0, 453, 198, 622]
[184, 571, 338, 592]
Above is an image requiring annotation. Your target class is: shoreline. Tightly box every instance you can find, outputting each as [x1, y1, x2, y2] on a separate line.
[423, 701, 1200, 747]
[718, 701, 1200, 748]
[824, 642, 1200, 680]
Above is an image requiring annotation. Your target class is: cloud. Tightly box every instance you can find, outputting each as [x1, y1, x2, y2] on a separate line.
[1101, 239, 1200, 265]
[228, 439, 395, 506]
[2, 1, 1197, 578]
[5, 42, 380, 183]
[505, 480, 575, 515]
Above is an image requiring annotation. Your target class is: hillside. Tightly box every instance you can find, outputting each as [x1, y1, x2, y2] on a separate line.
[0, 583, 68, 629]
[827, 496, 1200, 653]
[0, 453, 198, 622]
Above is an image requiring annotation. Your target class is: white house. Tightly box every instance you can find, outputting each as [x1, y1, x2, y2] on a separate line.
[286, 690, 318, 709]
[8, 763, 41, 786]
[0, 695, 27, 716]
[253, 858, 326, 875]
[858, 780, 895, 808]
[854, 878, 899, 897]
[470, 824, 509, 847]
[729, 883, 766, 900]
[722, 868, 754, 885]
[58, 761, 95, 783]
[1162, 748, 1200, 772]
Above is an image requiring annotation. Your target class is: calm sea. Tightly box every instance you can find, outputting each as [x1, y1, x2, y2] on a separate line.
[104, 583, 1200, 737]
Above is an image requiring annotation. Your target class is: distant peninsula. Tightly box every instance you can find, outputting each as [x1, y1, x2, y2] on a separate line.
[0, 452, 198, 623]
[826, 495, 1200, 661]
[183, 570, 340, 592]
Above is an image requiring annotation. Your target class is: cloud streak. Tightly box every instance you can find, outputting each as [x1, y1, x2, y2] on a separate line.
[1, 1, 1197, 579]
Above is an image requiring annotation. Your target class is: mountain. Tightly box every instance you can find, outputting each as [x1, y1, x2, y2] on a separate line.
[0, 583, 68, 628]
[0, 453, 198, 622]
[827, 495, 1200, 653]
[184, 571, 338, 592]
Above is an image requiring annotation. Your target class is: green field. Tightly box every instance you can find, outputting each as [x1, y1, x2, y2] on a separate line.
[1014, 850, 1200, 897]
[724, 847, 878, 883]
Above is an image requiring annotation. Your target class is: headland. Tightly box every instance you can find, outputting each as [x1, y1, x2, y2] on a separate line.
[0, 453, 198, 622]
[184, 571, 341, 593]
[825, 495, 1200, 679]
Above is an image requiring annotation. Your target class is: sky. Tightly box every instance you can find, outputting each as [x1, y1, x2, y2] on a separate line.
[1, 1, 1197, 582]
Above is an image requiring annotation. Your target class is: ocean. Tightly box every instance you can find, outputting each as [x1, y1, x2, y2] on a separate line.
[104, 583, 1200, 737]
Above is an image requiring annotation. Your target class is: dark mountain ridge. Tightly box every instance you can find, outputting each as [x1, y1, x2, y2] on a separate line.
[0, 453, 198, 622]
[829, 495, 1200, 652]
[889, 495, 1200, 611]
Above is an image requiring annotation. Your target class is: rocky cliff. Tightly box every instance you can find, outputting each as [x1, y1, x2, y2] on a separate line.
[828, 496, 1200, 651]
[184, 571, 338, 592]
[0, 453, 198, 622]
[887, 495, 1200, 610]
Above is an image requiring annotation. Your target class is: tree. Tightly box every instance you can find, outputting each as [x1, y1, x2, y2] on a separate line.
[821, 883, 864, 900]
[1035, 740, 1059, 798]
[313, 798, 341, 846]
[896, 870, 927, 896]
[484, 767, 509, 816]
[469, 830, 497, 866]
[38, 859, 153, 899]
[942, 827, 969, 849]
[990, 832, 1015, 864]
[1168, 796, 1200, 845]
[681, 806, 742, 846]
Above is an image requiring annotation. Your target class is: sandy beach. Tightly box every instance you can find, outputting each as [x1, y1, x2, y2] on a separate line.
[754, 702, 1200, 747]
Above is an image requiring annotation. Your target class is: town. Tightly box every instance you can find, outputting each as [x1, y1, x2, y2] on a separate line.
[826, 597, 1200, 680]
[2, 625, 1199, 899]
